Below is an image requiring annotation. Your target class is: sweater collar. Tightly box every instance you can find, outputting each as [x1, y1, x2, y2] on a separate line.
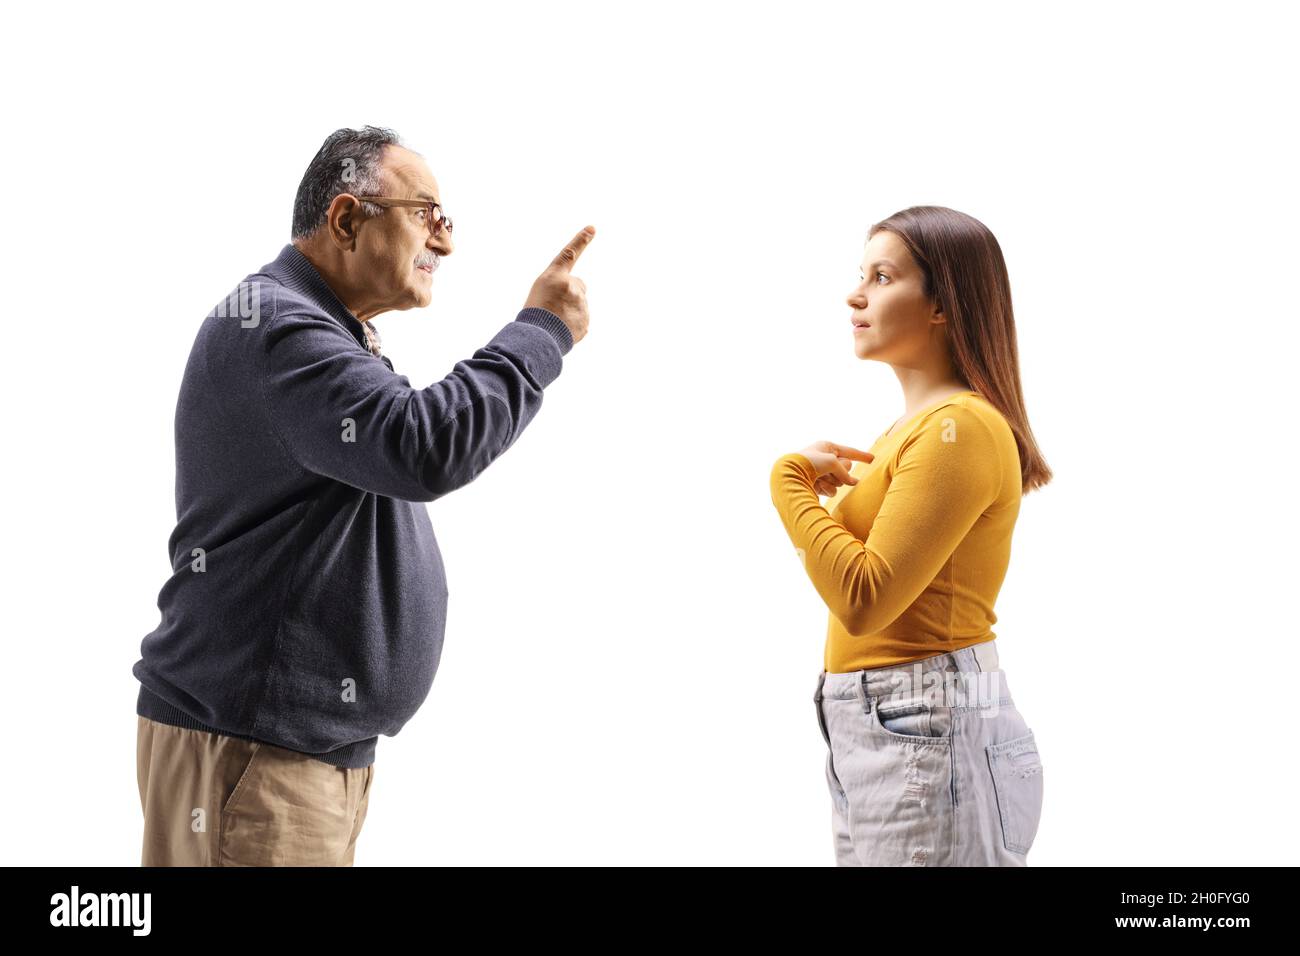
[265, 243, 371, 351]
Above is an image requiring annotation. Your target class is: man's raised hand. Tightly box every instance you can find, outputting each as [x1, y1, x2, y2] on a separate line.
[524, 226, 595, 345]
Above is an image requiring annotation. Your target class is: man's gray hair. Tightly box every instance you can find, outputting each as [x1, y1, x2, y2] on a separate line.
[291, 126, 404, 241]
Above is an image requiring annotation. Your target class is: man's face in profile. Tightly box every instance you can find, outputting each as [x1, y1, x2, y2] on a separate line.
[354, 145, 455, 312]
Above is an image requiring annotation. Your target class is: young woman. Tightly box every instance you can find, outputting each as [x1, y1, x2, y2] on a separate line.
[769, 206, 1052, 866]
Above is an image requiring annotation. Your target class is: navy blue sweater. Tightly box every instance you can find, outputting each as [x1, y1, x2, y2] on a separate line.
[134, 244, 572, 767]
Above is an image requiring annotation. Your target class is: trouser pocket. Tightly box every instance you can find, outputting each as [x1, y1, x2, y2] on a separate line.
[874, 696, 953, 740]
[218, 745, 361, 866]
[985, 730, 1044, 854]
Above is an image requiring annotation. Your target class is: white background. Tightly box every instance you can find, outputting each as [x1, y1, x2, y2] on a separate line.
[2, 0, 1297, 866]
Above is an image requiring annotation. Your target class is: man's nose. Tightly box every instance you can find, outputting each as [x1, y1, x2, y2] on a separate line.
[429, 232, 454, 256]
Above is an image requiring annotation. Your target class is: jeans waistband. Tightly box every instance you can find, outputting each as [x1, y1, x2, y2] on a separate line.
[817, 640, 1008, 708]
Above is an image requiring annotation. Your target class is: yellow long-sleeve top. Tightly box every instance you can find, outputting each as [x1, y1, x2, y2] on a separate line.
[770, 390, 1022, 672]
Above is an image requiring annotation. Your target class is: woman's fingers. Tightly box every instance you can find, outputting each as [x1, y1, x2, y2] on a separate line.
[825, 442, 874, 464]
[796, 441, 875, 483]
[825, 457, 857, 485]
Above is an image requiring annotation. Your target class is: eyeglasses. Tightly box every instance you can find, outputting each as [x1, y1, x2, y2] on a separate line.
[352, 196, 453, 236]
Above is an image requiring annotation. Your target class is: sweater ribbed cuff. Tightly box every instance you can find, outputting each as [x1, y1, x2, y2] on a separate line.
[514, 307, 574, 356]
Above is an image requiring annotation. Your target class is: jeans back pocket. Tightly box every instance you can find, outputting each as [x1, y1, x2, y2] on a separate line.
[985, 730, 1043, 854]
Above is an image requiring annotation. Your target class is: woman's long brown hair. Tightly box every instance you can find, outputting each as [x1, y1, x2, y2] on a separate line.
[870, 206, 1052, 494]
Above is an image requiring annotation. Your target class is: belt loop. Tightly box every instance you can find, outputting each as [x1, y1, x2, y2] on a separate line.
[854, 670, 872, 713]
[948, 646, 978, 707]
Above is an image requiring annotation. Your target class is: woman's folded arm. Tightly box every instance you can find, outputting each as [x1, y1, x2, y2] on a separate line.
[770, 405, 1003, 636]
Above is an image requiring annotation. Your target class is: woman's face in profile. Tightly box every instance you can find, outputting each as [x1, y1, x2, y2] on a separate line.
[847, 230, 946, 363]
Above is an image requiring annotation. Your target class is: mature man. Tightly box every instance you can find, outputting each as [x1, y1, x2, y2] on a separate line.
[133, 126, 592, 866]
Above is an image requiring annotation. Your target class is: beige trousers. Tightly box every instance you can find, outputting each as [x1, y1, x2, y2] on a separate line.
[136, 716, 374, 866]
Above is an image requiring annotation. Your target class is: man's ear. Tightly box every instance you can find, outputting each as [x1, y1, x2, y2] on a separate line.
[324, 194, 363, 250]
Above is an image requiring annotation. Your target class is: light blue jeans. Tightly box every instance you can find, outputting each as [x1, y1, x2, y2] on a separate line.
[812, 640, 1044, 866]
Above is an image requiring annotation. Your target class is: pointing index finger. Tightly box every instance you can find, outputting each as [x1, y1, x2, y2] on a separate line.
[830, 444, 875, 463]
[551, 225, 596, 272]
